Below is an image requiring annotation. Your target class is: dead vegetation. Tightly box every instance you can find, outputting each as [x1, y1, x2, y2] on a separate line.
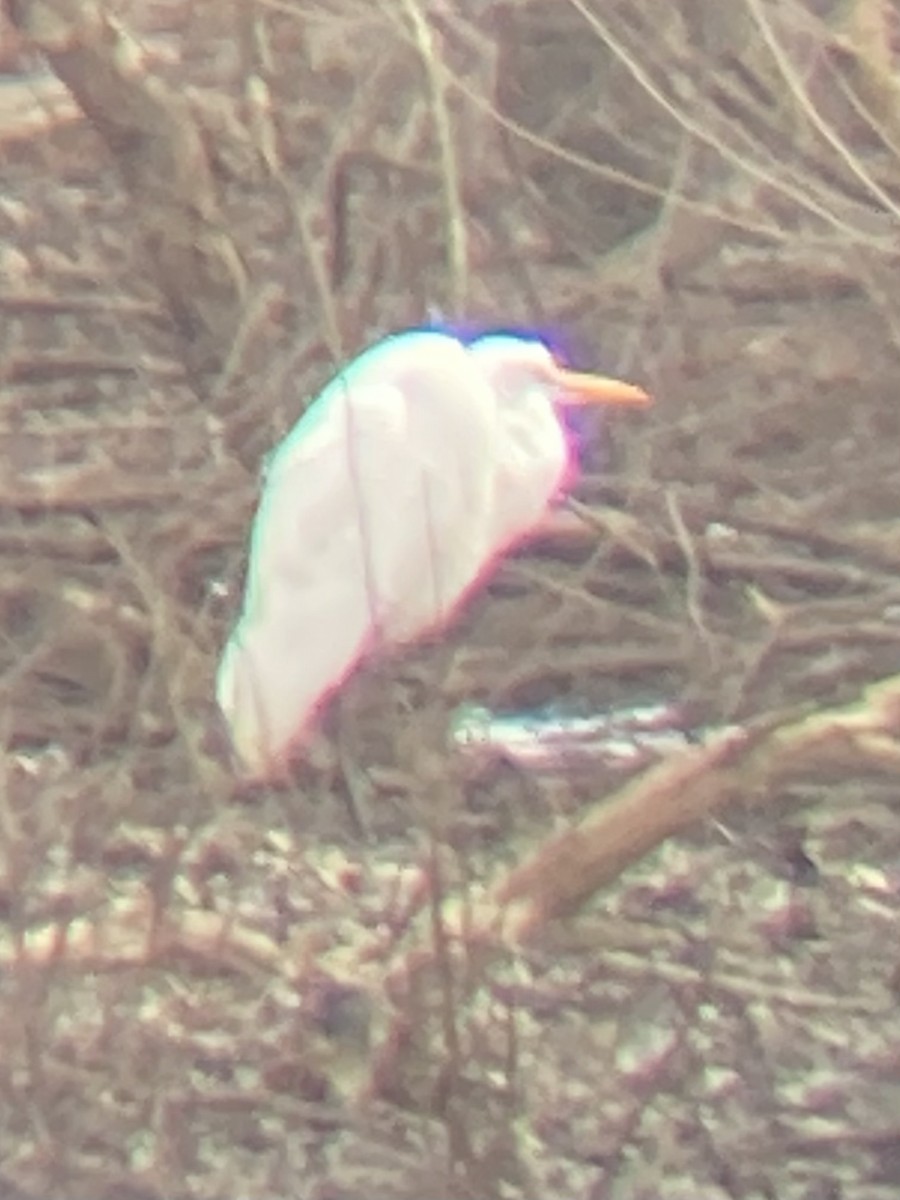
[1, 0, 900, 1196]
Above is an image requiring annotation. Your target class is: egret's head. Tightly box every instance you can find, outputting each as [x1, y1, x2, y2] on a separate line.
[466, 334, 650, 412]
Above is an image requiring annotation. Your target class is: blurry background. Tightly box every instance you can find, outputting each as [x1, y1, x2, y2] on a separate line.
[1, 1, 900, 1196]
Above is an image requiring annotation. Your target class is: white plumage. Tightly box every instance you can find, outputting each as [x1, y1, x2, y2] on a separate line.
[217, 329, 649, 777]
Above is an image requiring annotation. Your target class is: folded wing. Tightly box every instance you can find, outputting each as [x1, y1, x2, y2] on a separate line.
[217, 374, 502, 776]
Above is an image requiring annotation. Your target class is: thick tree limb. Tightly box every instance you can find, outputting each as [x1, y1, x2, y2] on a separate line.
[5, 0, 247, 374]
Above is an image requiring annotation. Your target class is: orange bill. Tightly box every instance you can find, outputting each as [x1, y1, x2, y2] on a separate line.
[552, 365, 651, 407]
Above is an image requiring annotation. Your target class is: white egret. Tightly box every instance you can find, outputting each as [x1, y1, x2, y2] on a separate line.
[217, 329, 650, 778]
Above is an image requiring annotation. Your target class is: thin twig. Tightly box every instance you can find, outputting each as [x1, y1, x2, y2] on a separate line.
[397, 0, 469, 317]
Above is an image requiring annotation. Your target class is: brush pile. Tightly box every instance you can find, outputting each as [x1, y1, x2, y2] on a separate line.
[1, 1, 899, 1196]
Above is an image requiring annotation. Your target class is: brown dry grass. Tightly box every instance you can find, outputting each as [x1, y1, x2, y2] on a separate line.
[1, 0, 900, 1196]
